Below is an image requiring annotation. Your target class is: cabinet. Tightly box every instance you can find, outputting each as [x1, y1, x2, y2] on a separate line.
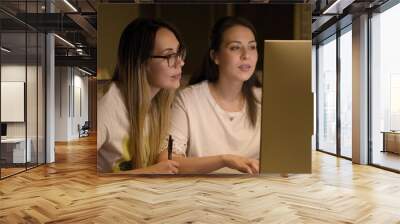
[382, 132, 400, 154]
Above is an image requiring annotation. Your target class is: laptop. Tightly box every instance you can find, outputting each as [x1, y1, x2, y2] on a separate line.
[259, 40, 313, 174]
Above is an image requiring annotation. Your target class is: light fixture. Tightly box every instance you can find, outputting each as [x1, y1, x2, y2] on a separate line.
[322, 0, 354, 15]
[63, 0, 78, 12]
[54, 34, 75, 48]
[77, 67, 93, 76]
[76, 48, 86, 56]
[1, 47, 11, 53]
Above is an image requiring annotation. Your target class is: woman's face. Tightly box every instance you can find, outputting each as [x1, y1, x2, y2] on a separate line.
[212, 25, 258, 83]
[146, 28, 184, 90]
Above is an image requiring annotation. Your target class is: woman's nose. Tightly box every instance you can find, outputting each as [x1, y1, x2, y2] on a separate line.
[241, 49, 249, 60]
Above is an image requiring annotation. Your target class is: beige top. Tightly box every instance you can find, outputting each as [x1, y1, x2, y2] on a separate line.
[97, 82, 151, 173]
[169, 81, 261, 159]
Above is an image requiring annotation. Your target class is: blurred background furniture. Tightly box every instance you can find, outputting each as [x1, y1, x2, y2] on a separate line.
[382, 131, 400, 154]
[78, 121, 90, 138]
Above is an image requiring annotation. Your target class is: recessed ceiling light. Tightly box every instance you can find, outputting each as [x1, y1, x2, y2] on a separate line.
[1, 47, 11, 53]
[54, 34, 75, 48]
[63, 0, 78, 12]
[322, 0, 354, 15]
[77, 67, 93, 76]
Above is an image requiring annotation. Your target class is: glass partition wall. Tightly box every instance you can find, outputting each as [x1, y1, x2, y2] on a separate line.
[316, 25, 352, 159]
[0, 1, 46, 179]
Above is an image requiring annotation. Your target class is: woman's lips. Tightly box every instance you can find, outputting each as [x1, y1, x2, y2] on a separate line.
[171, 73, 181, 80]
[239, 64, 251, 72]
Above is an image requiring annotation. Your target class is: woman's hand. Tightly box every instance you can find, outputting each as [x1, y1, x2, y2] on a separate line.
[221, 154, 259, 174]
[144, 160, 180, 174]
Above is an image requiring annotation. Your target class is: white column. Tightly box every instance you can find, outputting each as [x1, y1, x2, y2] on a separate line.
[352, 14, 369, 164]
[46, 1, 55, 163]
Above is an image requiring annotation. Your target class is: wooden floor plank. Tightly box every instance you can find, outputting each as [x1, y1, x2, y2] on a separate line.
[0, 134, 400, 223]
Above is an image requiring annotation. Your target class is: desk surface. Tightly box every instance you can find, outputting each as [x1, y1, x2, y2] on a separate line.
[1, 138, 27, 143]
[381, 131, 400, 134]
[213, 167, 243, 174]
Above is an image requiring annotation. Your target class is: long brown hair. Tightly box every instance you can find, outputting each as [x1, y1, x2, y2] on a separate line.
[113, 18, 184, 168]
[190, 16, 261, 127]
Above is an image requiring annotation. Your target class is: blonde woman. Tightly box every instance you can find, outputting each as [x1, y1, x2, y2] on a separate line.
[97, 18, 186, 174]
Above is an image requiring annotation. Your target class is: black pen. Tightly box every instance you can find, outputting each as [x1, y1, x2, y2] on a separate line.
[168, 135, 173, 160]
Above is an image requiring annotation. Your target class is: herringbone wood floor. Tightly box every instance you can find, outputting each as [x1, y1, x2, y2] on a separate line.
[1, 134, 400, 223]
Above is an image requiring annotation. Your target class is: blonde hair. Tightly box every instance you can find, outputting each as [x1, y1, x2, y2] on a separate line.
[113, 18, 183, 169]
[121, 64, 174, 168]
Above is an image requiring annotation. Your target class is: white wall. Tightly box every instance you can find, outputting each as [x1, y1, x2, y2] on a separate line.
[1, 64, 26, 81]
[1, 65, 36, 137]
[73, 74, 89, 137]
[1, 65, 26, 131]
[55, 66, 69, 141]
[1, 63, 46, 164]
[55, 66, 89, 141]
[1, 82, 25, 122]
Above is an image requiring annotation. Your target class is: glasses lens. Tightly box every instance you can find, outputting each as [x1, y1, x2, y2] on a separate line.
[167, 49, 186, 67]
[167, 54, 175, 67]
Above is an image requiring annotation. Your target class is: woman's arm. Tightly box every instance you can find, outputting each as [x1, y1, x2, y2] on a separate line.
[158, 151, 258, 174]
[105, 160, 180, 174]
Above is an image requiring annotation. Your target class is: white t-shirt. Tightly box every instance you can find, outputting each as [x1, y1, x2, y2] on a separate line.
[169, 81, 261, 159]
[97, 82, 151, 172]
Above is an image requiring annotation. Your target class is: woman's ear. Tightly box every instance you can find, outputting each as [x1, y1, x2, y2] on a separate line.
[210, 50, 219, 65]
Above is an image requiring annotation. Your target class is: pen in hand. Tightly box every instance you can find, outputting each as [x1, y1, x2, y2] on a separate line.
[168, 135, 173, 160]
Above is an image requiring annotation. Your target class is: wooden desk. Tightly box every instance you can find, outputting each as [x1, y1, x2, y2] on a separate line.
[382, 131, 400, 154]
[213, 167, 242, 174]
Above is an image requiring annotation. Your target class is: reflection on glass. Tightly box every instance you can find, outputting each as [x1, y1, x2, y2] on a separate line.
[26, 0, 40, 170]
[27, 31, 38, 169]
[340, 29, 352, 158]
[38, 33, 46, 165]
[390, 76, 400, 130]
[1, 31, 27, 177]
[371, 3, 400, 171]
[0, 1, 46, 179]
[318, 36, 337, 154]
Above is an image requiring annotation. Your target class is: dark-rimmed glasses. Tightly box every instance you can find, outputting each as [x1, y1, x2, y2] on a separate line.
[150, 48, 186, 67]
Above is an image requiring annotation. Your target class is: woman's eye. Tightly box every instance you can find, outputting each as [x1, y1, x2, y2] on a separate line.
[230, 46, 240, 50]
[165, 53, 175, 59]
[249, 45, 257, 50]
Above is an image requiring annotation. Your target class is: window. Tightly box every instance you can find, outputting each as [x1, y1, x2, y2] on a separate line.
[317, 35, 337, 154]
[339, 27, 352, 158]
[370, 1, 400, 171]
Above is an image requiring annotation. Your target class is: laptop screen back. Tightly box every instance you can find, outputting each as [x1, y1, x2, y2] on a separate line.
[260, 40, 313, 174]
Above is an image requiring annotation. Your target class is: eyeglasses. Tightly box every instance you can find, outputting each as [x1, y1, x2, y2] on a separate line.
[150, 48, 186, 67]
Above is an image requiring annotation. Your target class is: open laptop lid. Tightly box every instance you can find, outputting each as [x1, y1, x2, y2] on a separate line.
[260, 40, 313, 174]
